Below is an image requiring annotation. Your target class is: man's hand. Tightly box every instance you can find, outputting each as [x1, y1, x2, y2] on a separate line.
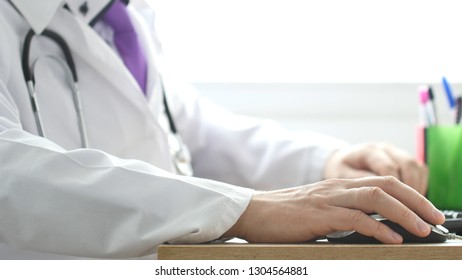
[324, 143, 428, 194]
[223, 176, 444, 244]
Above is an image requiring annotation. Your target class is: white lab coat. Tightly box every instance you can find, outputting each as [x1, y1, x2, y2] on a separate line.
[0, 0, 345, 259]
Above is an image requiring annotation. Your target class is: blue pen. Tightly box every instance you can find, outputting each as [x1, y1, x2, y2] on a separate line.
[442, 77, 456, 109]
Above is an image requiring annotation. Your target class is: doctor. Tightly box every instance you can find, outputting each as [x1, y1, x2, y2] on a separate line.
[0, 0, 443, 259]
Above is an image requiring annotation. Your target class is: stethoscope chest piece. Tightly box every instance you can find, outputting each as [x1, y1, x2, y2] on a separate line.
[168, 133, 193, 176]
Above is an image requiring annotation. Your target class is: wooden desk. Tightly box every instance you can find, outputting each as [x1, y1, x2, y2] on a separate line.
[158, 240, 462, 260]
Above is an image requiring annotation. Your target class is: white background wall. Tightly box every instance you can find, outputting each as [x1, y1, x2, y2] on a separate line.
[149, 0, 462, 156]
[193, 82, 458, 155]
[152, 0, 462, 84]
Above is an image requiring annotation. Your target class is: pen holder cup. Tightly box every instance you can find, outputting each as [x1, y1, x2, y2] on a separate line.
[424, 126, 462, 210]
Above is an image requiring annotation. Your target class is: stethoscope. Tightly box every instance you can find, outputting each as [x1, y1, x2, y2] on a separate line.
[21, 28, 193, 176]
[22, 29, 88, 148]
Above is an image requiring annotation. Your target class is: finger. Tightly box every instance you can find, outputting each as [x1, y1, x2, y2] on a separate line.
[351, 186, 432, 237]
[329, 207, 403, 244]
[418, 164, 429, 195]
[358, 148, 400, 179]
[400, 162, 427, 195]
[382, 145, 428, 194]
[365, 176, 442, 223]
[347, 176, 444, 223]
[336, 177, 445, 235]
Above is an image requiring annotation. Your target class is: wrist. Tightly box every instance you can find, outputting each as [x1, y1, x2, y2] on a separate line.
[222, 191, 265, 240]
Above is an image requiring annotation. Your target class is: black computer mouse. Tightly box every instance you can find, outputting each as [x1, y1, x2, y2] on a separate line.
[326, 216, 448, 244]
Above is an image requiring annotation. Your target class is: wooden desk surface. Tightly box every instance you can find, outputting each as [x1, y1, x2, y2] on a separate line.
[158, 240, 462, 260]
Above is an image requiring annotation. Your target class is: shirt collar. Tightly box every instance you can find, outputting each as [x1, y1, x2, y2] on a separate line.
[9, 0, 113, 34]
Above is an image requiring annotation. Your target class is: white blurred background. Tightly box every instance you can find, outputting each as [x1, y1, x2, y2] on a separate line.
[150, 0, 462, 154]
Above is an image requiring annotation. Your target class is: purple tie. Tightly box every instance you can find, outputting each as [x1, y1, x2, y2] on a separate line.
[102, 0, 147, 93]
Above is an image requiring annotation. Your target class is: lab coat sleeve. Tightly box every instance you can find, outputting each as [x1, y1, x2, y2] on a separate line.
[166, 79, 348, 189]
[0, 123, 253, 258]
[0, 30, 253, 258]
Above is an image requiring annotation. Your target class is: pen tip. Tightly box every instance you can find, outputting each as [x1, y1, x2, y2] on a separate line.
[428, 86, 434, 100]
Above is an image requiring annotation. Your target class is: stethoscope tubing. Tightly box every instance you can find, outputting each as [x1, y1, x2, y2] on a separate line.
[21, 28, 88, 148]
[20, 28, 192, 175]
